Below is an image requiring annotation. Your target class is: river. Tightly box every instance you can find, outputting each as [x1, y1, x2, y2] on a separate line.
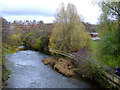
[5, 50, 99, 88]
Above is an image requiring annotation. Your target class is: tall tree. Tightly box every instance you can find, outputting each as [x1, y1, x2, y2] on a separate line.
[49, 3, 91, 52]
[101, 2, 120, 43]
[1, 17, 10, 44]
[98, 2, 120, 60]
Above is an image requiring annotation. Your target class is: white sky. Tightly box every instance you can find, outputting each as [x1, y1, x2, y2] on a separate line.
[1, 0, 102, 24]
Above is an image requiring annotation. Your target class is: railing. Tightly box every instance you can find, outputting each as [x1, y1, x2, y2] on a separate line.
[49, 48, 90, 62]
[49, 48, 120, 88]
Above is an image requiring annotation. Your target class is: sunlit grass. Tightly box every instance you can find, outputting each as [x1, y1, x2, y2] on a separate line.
[90, 40, 99, 61]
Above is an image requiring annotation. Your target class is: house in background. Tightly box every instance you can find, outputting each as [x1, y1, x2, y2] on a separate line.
[89, 32, 100, 40]
[11, 20, 100, 39]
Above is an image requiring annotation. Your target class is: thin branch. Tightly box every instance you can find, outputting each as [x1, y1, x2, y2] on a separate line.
[103, 2, 119, 14]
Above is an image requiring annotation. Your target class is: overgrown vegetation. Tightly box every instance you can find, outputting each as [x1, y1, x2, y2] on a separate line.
[22, 32, 36, 49]
[1, 1, 120, 89]
[49, 3, 92, 52]
[95, 2, 120, 69]
[2, 44, 18, 88]
[1, 17, 20, 88]
[37, 36, 49, 53]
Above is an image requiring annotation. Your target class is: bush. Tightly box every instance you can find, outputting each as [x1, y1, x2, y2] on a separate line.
[2, 44, 18, 87]
[37, 36, 49, 52]
[22, 32, 36, 49]
[96, 21, 120, 68]
[9, 34, 21, 46]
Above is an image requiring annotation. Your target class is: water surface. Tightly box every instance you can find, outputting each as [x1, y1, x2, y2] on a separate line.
[6, 50, 98, 88]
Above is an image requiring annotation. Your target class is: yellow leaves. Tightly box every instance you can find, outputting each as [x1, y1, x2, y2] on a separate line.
[9, 34, 21, 42]
[9, 34, 21, 46]
[49, 3, 92, 52]
[2, 44, 18, 54]
[70, 25, 92, 50]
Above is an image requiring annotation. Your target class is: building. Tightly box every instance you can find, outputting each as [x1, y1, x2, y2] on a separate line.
[89, 32, 100, 40]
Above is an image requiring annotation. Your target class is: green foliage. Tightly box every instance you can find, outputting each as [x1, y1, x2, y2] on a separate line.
[3, 44, 18, 54]
[98, 21, 119, 56]
[23, 32, 36, 49]
[91, 63, 114, 88]
[9, 34, 21, 46]
[50, 52, 56, 55]
[2, 44, 17, 87]
[7, 22, 23, 46]
[96, 2, 120, 68]
[37, 37, 43, 51]
[103, 56, 120, 69]
[49, 3, 92, 52]
[37, 36, 49, 52]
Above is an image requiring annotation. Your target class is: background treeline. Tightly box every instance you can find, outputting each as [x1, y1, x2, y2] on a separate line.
[1, 1, 120, 88]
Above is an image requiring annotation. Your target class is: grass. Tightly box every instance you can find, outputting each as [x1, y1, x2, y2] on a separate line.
[91, 40, 99, 60]
[91, 40, 119, 69]
[91, 41, 98, 54]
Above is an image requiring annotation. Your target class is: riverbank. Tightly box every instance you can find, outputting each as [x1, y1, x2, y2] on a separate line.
[2, 45, 18, 88]
[18, 45, 119, 88]
[42, 56, 77, 77]
[42, 52, 120, 89]
[6, 50, 98, 88]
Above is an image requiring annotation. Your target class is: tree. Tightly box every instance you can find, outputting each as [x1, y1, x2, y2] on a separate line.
[9, 34, 21, 46]
[22, 32, 36, 48]
[8, 23, 23, 46]
[91, 1, 120, 79]
[37, 36, 49, 51]
[97, 2, 120, 64]
[1, 17, 10, 44]
[49, 3, 91, 52]
[100, 2, 120, 42]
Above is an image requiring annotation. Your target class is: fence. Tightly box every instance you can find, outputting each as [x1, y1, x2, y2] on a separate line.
[49, 48, 120, 88]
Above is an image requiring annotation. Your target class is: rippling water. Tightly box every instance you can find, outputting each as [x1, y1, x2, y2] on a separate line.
[6, 50, 98, 88]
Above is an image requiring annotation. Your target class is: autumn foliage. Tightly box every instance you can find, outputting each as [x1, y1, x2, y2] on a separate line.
[49, 3, 91, 52]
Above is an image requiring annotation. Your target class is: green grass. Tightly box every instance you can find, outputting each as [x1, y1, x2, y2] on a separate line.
[92, 41, 98, 53]
[91, 40, 119, 69]
[91, 41, 99, 60]
[104, 57, 120, 69]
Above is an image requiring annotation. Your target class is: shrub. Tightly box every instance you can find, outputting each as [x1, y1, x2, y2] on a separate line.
[22, 32, 36, 49]
[96, 21, 120, 68]
[2, 44, 18, 87]
[37, 36, 49, 52]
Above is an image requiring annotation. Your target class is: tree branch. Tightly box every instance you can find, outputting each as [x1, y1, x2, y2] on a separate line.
[103, 2, 119, 14]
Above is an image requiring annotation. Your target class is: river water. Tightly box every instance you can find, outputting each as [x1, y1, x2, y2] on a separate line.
[6, 50, 98, 88]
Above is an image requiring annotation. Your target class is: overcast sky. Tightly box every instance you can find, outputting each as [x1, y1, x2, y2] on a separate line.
[1, 0, 102, 24]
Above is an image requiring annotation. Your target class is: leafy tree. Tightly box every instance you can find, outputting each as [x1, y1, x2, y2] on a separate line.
[37, 36, 49, 51]
[96, 2, 120, 67]
[9, 34, 21, 46]
[49, 3, 91, 52]
[9, 24, 23, 46]
[22, 32, 36, 48]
